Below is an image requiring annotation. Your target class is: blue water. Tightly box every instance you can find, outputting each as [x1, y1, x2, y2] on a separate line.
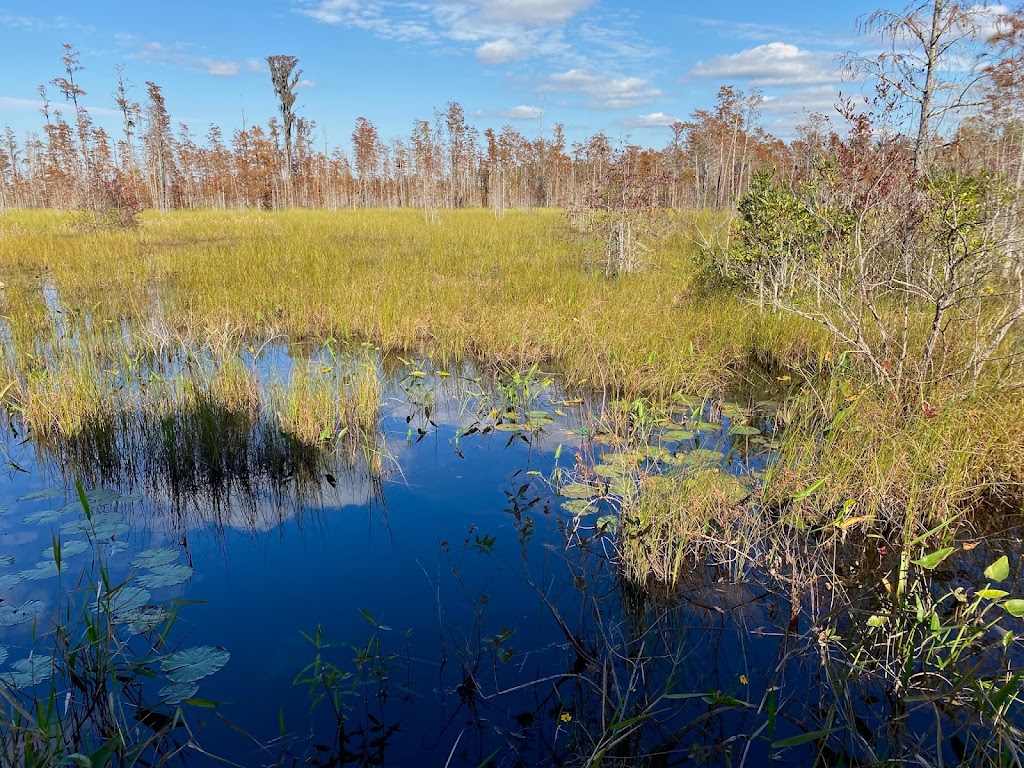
[4, 354, 1012, 767]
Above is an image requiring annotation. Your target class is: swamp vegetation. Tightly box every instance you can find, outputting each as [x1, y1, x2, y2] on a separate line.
[0, 200, 1021, 767]
[2, 1, 1024, 765]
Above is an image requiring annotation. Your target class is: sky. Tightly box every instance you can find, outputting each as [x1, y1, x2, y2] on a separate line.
[0, 1, 941, 151]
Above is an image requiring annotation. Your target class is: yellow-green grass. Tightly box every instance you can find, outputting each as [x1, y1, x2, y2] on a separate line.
[3, 207, 1023, 572]
[0, 208, 828, 398]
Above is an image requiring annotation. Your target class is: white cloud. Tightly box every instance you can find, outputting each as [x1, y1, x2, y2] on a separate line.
[472, 0, 595, 26]
[297, 79, 317, 89]
[201, 59, 241, 77]
[134, 42, 257, 79]
[503, 105, 544, 118]
[688, 42, 838, 86]
[542, 69, 662, 109]
[476, 38, 522, 64]
[0, 95, 123, 119]
[621, 111, 680, 128]
[293, 0, 639, 72]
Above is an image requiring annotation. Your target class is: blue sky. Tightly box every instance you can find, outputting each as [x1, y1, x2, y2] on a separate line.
[0, 1, 922, 149]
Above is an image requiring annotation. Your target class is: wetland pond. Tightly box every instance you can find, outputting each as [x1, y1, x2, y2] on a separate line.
[1, 306, 1023, 766]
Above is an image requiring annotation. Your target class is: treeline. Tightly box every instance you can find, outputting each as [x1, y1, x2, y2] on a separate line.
[2, 14, 1024, 217]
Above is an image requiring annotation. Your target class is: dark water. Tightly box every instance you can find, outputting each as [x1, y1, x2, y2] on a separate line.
[1, 348, 1022, 767]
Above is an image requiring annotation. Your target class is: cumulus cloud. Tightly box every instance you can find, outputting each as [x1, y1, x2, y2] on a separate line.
[687, 42, 838, 87]
[621, 111, 680, 128]
[542, 69, 662, 109]
[476, 38, 522, 64]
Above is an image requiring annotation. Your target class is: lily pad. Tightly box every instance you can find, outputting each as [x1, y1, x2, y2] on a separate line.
[20, 562, 60, 580]
[17, 489, 65, 502]
[160, 681, 200, 705]
[559, 483, 599, 500]
[138, 563, 193, 589]
[593, 464, 628, 479]
[0, 574, 23, 592]
[0, 655, 53, 688]
[42, 540, 89, 561]
[132, 548, 180, 569]
[160, 646, 230, 684]
[94, 586, 152, 623]
[0, 600, 45, 627]
[127, 607, 170, 635]
[24, 508, 71, 525]
[560, 499, 592, 515]
[727, 425, 761, 437]
[662, 430, 695, 442]
[689, 420, 722, 433]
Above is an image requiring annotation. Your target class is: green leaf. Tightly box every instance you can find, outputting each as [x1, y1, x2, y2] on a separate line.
[792, 477, 827, 502]
[866, 615, 888, 627]
[912, 547, 955, 570]
[160, 646, 230, 684]
[558, 483, 598, 500]
[985, 556, 1010, 583]
[772, 729, 833, 749]
[976, 589, 1010, 600]
[1004, 600, 1024, 617]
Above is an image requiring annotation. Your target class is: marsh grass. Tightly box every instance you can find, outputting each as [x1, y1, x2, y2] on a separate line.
[2, 208, 1023, 571]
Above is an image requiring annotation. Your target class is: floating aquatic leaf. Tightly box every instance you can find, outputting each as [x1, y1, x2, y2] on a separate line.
[593, 464, 627, 479]
[98, 540, 129, 556]
[689, 420, 721, 433]
[54, 490, 133, 515]
[0, 655, 53, 688]
[0, 574, 23, 592]
[160, 646, 230, 684]
[0, 600, 45, 627]
[662, 430, 695, 442]
[559, 483, 598, 500]
[913, 547, 955, 570]
[160, 681, 199, 705]
[596, 515, 619, 534]
[17, 489, 65, 502]
[719, 402, 746, 420]
[138, 563, 193, 589]
[985, 556, 1010, 583]
[20, 562, 60, 580]
[132, 548, 180, 569]
[42, 540, 88, 561]
[93, 586, 152, 623]
[560, 500, 592, 515]
[608, 477, 635, 498]
[126, 607, 170, 635]
[727, 425, 761, 437]
[61, 511, 123, 536]
[24, 508, 70, 525]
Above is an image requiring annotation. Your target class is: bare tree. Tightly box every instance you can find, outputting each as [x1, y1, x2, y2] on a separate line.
[266, 55, 301, 191]
[846, 0, 992, 176]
